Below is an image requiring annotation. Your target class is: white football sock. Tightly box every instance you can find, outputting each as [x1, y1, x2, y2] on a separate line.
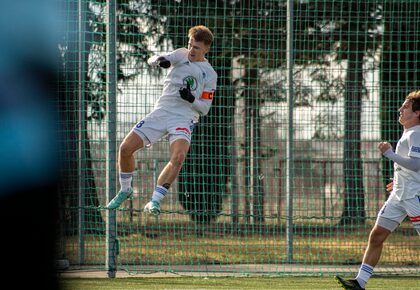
[356, 263, 374, 288]
[151, 185, 168, 203]
[119, 172, 133, 191]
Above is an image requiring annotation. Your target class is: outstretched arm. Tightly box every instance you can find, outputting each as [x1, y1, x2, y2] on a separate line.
[147, 55, 171, 68]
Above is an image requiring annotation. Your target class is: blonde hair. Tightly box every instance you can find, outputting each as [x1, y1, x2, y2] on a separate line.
[188, 25, 213, 46]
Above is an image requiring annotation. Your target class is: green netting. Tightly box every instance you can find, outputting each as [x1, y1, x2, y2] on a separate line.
[58, 0, 420, 277]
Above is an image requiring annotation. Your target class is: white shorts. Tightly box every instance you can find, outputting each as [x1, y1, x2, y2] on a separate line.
[131, 108, 196, 146]
[376, 195, 420, 234]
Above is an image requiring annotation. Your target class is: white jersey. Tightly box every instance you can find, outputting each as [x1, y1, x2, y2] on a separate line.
[151, 48, 217, 122]
[390, 125, 420, 200]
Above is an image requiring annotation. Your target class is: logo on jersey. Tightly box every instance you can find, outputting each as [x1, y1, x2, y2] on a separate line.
[412, 146, 420, 153]
[182, 76, 198, 91]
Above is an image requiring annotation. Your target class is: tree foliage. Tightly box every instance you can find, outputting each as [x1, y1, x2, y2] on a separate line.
[83, 0, 412, 226]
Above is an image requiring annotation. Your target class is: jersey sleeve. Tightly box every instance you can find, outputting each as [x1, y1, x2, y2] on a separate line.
[408, 132, 420, 158]
[162, 48, 188, 66]
[191, 69, 217, 116]
[202, 71, 217, 95]
[383, 148, 420, 172]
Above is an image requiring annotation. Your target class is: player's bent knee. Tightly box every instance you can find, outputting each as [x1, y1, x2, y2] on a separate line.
[171, 152, 186, 166]
[119, 143, 135, 157]
[176, 153, 186, 164]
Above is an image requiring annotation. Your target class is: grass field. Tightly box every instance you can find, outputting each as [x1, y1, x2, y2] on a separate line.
[63, 222, 419, 266]
[60, 220, 418, 290]
[60, 276, 420, 290]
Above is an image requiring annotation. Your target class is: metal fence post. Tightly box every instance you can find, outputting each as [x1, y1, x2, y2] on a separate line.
[105, 0, 118, 278]
[286, 0, 295, 264]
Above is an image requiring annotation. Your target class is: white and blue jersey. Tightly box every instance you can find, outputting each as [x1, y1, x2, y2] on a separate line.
[152, 48, 217, 122]
[391, 125, 420, 200]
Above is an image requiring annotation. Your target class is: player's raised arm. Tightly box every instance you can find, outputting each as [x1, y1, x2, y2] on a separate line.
[147, 55, 171, 68]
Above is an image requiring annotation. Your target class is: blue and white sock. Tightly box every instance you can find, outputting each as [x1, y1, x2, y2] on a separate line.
[151, 185, 168, 203]
[119, 172, 133, 191]
[356, 263, 374, 288]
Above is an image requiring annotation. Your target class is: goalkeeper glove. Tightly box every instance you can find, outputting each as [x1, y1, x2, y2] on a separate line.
[148, 56, 171, 68]
[179, 82, 195, 103]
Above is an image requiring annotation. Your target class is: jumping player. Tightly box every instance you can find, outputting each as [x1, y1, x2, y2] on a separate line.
[336, 90, 420, 290]
[107, 25, 217, 216]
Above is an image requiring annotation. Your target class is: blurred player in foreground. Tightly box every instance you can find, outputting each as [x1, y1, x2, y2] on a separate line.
[336, 90, 420, 290]
[107, 25, 217, 216]
[0, 1, 66, 288]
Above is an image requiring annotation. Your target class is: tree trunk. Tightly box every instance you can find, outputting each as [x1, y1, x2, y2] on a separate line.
[249, 68, 265, 224]
[178, 61, 234, 224]
[339, 38, 366, 225]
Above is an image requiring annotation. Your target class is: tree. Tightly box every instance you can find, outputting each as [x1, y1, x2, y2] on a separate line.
[296, 1, 382, 225]
[83, 0, 385, 227]
[151, 0, 384, 225]
[59, 0, 104, 235]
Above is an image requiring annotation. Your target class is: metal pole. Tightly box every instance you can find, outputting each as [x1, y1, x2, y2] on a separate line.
[77, 0, 88, 265]
[105, 0, 118, 278]
[286, 0, 295, 264]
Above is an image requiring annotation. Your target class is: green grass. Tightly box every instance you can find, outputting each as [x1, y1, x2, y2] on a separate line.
[60, 276, 420, 290]
[64, 227, 419, 266]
